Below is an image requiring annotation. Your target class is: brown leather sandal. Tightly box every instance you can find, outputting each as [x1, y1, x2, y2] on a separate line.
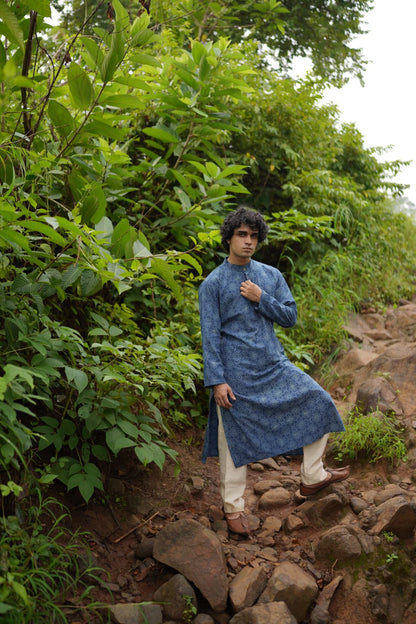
[225, 512, 251, 536]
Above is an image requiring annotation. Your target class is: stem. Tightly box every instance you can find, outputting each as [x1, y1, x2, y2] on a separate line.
[27, 0, 107, 150]
[21, 11, 38, 141]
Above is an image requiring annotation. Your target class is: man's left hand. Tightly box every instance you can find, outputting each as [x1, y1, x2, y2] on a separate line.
[240, 280, 261, 303]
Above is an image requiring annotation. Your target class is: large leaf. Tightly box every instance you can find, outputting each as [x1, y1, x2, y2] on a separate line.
[48, 100, 75, 138]
[20, 0, 51, 16]
[101, 94, 145, 109]
[0, 0, 24, 49]
[68, 62, 94, 110]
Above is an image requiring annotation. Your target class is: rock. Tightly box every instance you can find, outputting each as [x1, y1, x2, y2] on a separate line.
[153, 519, 228, 612]
[370, 583, 389, 619]
[369, 495, 416, 538]
[374, 484, 407, 506]
[315, 526, 363, 561]
[153, 574, 197, 621]
[310, 575, 343, 624]
[193, 615, 215, 624]
[350, 496, 368, 515]
[257, 457, 279, 470]
[135, 538, 155, 559]
[285, 514, 305, 532]
[253, 479, 282, 495]
[261, 516, 282, 533]
[258, 487, 291, 509]
[229, 602, 297, 624]
[356, 377, 403, 415]
[335, 346, 378, 374]
[189, 476, 205, 493]
[109, 603, 162, 624]
[297, 493, 346, 527]
[229, 566, 268, 612]
[258, 561, 318, 622]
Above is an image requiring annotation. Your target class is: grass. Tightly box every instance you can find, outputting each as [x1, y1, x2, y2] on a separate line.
[331, 408, 407, 466]
[0, 490, 108, 623]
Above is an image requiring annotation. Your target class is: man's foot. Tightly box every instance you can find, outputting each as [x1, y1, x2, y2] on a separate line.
[225, 512, 251, 535]
[299, 466, 350, 497]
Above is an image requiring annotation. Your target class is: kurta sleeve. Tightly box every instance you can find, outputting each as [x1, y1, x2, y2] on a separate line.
[256, 271, 297, 327]
[198, 278, 227, 388]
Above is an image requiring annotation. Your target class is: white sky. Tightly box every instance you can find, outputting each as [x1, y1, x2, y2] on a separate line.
[322, 0, 416, 203]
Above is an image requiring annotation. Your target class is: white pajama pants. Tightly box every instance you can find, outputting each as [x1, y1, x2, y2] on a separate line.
[216, 404, 329, 513]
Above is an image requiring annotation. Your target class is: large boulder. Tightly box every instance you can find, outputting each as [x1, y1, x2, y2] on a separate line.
[229, 566, 268, 612]
[229, 602, 297, 624]
[153, 573, 197, 621]
[153, 519, 228, 612]
[258, 561, 318, 622]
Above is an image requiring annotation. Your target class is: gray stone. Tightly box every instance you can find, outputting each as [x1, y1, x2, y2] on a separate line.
[229, 566, 268, 612]
[369, 495, 416, 538]
[258, 487, 291, 509]
[153, 573, 197, 621]
[253, 479, 282, 494]
[310, 575, 343, 624]
[135, 538, 155, 559]
[109, 603, 162, 624]
[374, 484, 406, 506]
[258, 561, 318, 622]
[315, 526, 362, 561]
[229, 602, 297, 624]
[350, 496, 368, 515]
[297, 493, 346, 526]
[193, 615, 215, 624]
[285, 513, 305, 532]
[153, 519, 228, 612]
[261, 516, 282, 533]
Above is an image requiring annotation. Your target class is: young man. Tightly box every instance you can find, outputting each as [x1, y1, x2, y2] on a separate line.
[198, 206, 349, 535]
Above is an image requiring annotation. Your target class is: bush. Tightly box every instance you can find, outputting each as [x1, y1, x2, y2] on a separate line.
[0, 492, 106, 623]
[331, 409, 407, 466]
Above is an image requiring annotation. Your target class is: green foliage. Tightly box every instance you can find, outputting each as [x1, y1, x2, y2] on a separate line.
[0, 494, 105, 623]
[332, 409, 407, 466]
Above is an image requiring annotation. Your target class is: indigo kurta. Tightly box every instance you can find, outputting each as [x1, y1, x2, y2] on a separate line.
[198, 258, 345, 468]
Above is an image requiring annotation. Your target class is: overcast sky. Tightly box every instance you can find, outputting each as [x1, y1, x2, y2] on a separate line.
[322, 0, 416, 203]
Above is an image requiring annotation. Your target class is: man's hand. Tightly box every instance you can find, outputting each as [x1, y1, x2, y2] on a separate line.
[240, 280, 261, 303]
[213, 383, 236, 408]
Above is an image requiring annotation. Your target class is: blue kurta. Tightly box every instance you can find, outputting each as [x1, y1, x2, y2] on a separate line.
[198, 258, 345, 468]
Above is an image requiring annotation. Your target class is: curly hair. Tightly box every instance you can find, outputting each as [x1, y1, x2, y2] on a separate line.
[220, 206, 269, 251]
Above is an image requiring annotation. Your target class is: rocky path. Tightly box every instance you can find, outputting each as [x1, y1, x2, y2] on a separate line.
[67, 300, 416, 624]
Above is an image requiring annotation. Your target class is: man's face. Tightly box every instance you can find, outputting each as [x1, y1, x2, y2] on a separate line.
[227, 224, 259, 264]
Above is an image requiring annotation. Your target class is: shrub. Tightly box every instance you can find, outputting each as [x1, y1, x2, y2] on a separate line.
[331, 409, 407, 466]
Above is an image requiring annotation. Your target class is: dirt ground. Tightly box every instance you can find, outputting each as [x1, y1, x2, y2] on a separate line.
[57, 421, 414, 624]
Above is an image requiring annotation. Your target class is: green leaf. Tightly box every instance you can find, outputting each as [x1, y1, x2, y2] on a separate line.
[20, 0, 50, 16]
[80, 35, 104, 70]
[68, 62, 94, 110]
[65, 367, 89, 393]
[102, 94, 145, 109]
[0, 228, 31, 251]
[23, 220, 67, 246]
[150, 258, 181, 299]
[0, 0, 24, 49]
[100, 27, 125, 83]
[143, 127, 179, 144]
[106, 427, 136, 454]
[81, 186, 107, 224]
[79, 270, 102, 296]
[191, 40, 206, 65]
[84, 119, 126, 140]
[48, 100, 75, 138]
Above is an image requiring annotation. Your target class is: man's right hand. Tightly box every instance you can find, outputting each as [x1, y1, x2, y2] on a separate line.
[213, 383, 236, 408]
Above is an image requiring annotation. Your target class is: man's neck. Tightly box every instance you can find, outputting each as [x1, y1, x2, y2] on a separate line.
[227, 256, 251, 266]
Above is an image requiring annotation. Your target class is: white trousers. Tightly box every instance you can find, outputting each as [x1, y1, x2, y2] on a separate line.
[216, 404, 329, 513]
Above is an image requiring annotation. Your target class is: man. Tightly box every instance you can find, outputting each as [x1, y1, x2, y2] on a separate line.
[198, 206, 349, 535]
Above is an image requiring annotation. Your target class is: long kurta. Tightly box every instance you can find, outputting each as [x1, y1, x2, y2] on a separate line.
[198, 258, 345, 468]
